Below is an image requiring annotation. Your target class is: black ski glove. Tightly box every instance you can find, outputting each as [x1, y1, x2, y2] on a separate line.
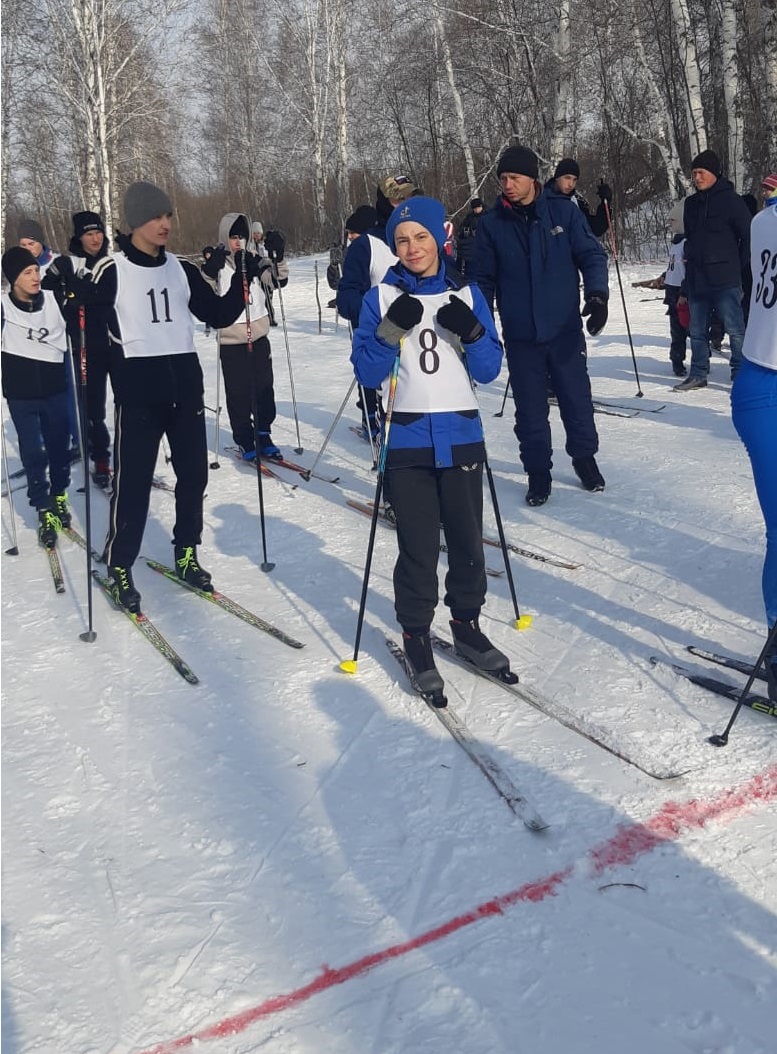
[376, 292, 423, 346]
[201, 243, 227, 279]
[233, 248, 262, 282]
[265, 230, 285, 262]
[436, 295, 485, 344]
[582, 294, 608, 336]
[597, 180, 612, 204]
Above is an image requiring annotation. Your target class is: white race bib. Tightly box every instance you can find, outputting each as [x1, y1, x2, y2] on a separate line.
[377, 286, 478, 413]
[114, 253, 195, 358]
[1, 290, 66, 363]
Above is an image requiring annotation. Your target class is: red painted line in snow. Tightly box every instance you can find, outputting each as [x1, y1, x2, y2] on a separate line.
[137, 766, 777, 1054]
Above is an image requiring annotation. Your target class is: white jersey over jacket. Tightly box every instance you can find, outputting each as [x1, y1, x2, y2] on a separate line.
[742, 206, 777, 371]
[376, 285, 478, 414]
[113, 252, 195, 358]
[1, 290, 67, 363]
[664, 238, 686, 288]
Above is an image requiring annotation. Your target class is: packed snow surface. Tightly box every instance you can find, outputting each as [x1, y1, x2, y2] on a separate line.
[2, 254, 775, 1054]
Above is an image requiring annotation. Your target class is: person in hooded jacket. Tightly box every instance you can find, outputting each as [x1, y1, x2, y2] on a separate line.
[476, 146, 609, 507]
[675, 150, 752, 390]
[351, 196, 510, 700]
[662, 200, 690, 376]
[42, 210, 114, 486]
[202, 213, 289, 460]
[49, 181, 256, 614]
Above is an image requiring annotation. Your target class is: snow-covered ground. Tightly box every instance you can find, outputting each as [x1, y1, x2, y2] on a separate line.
[2, 254, 775, 1054]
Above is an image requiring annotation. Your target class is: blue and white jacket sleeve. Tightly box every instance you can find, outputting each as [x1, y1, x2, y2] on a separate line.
[336, 235, 372, 327]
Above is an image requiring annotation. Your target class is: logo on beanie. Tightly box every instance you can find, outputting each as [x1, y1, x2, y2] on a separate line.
[399, 205, 411, 220]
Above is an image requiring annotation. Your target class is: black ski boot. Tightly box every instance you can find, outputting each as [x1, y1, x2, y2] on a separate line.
[174, 546, 213, 592]
[403, 631, 446, 705]
[93, 459, 111, 489]
[767, 631, 777, 705]
[572, 456, 605, 492]
[526, 471, 551, 506]
[37, 507, 60, 549]
[450, 618, 513, 676]
[53, 492, 72, 528]
[107, 565, 142, 614]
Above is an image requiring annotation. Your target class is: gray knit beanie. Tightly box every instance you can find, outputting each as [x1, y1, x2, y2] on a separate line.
[123, 181, 173, 229]
[17, 218, 45, 244]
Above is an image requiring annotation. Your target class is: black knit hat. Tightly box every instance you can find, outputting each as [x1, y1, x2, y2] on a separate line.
[17, 218, 45, 244]
[690, 150, 722, 177]
[345, 205, 377, 234]
[2, 247, 39, 287]
[554, 158, 580, 179]
[497, 146, 539, 180]
[228, 216, 250, 241]
[471, 197, 484, 209]
[72, 211, 105, 238]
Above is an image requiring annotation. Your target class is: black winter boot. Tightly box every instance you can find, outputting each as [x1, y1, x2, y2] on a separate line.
[572, 456, 605, 492]
[450, 618, 511, 674]
[107, 565, 142, 614]
[174, 546, 213, 592]
[526, 471, 551, 507]
[402, 631, 445, 702]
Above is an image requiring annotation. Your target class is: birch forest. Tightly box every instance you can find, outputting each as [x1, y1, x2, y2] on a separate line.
[2, 0, 775, 257]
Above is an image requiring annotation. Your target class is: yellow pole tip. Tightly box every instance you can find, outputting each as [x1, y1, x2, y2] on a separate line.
[339, 659, 358, 674]
[514, 615, 533, 630]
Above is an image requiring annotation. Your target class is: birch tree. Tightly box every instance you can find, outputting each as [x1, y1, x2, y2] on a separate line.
[719, 0, 744, 188]
[669, 0, 707, 156]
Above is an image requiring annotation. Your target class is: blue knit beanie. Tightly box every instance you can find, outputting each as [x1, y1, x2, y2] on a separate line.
[385, 196, 447, 252]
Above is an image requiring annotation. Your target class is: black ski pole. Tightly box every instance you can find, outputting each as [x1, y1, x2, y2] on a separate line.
[300, 376, 356, 482]
[210, 331, 222, 470]
[494, 377, 511, 418]
[240, 245, 274, 572]
[483, 457, 532, 630]
[340, 350, 401, 673]
[604, 200, 643, 397]
[275, 279, 304, 454]
[75, 304, 97, 642]
[1, 404, 20, 555]
[708, 622, 777, 746]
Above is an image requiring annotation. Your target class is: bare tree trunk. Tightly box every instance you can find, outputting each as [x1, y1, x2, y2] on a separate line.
[719, 0, 744, 189]
[669, 0, 707, 155]
[763, 0, 777, 162]
[333, 0, 351, 225]
[434, 12, 476, 197]
[550, 0, 571, 161]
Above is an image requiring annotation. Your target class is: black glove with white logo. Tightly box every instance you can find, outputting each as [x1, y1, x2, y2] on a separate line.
[582, 294, 608, 336]
[436, 295, 484, 344]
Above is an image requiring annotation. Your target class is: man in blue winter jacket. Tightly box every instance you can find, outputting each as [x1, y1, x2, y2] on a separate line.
[674, 149, 752, 391]
[476, 145, 609, 506]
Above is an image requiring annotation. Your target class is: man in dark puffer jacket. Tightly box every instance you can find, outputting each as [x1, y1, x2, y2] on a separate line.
[675, 149, 752, 390]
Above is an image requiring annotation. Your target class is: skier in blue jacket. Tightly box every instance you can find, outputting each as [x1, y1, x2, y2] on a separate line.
[352, 196, 510, 701]
[477, 145, 609, 506]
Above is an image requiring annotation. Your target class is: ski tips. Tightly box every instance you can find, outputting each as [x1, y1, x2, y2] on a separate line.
[339, 659, 358, 674]
[514, 614, 533, 630]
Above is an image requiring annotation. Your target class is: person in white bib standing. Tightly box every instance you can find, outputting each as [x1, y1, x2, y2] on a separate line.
[351, 196, 511, 698]
[731, 174, 777, 702]
[203, 213, 288, 460]
[50, 181, 256, 613]
[1, 247, 72, 548]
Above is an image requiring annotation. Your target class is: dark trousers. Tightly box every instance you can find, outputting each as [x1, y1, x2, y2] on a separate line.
[6, 392, 71, 509]
[105, 401, 207, 567]
[72, 348, 111, 462]
[505, 330, 598, 474]
[388, 463, 486, 630]
[664, 289, 687, 364]
[219, 338, 276, 452]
